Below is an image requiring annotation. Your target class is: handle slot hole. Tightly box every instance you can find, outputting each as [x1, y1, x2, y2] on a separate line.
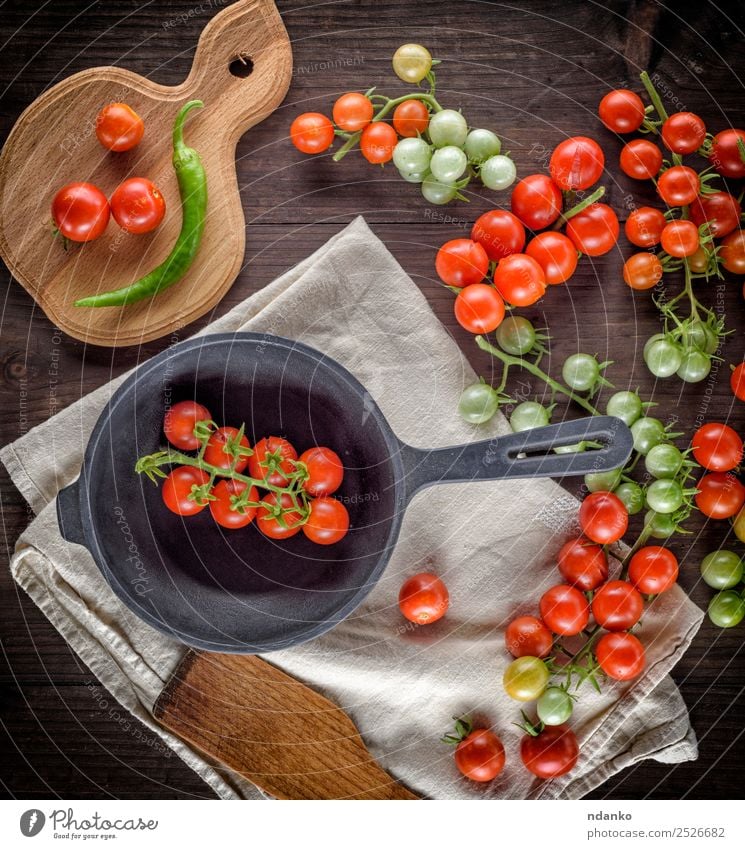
[229, 53, 254, 78]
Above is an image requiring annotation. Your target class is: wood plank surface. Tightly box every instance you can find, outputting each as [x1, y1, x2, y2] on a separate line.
[1, 0, 744, 799]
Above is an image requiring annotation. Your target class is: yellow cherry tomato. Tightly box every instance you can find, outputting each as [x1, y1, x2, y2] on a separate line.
[503, 656, 550, 702]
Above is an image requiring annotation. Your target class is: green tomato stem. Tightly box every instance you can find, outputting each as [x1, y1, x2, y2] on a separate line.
[556, 185, 606, 227]
[640, 71, 669, 123]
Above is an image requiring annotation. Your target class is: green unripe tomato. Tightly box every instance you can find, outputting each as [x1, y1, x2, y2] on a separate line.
[495, 316, 537, 356]
[631, 417, 666, 455]
[430, 145, 468, 183]
[428, 109, 468, 148]
[614, 481, 645, 515]
[644, 509, 676, 539]
[585, 468, 623, 493]
[510, 401, 551, 433]
[644, 338, 683, 378]
[605, 390, 643, 426]
[708, 591, 745, 629]
[536, 687, 573, 726]
[393, 137, 432, 176]
[421, 174, 457, 205]
[645, 479, 684, 514]
[465, 128, 501, 163]
[644, 443, 684, 479]
[479, 154, 516, 190]
[677, 350, 711, 383]
[700, 550, 744, 590]
[458, 382, 500, 425]
[562, 353, 601, 392]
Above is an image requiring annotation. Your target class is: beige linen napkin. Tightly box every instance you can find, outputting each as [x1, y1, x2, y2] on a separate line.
[2, 217, 703, 800]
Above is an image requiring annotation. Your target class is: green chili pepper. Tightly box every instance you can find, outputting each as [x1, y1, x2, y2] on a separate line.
[75, 100, 207, 308]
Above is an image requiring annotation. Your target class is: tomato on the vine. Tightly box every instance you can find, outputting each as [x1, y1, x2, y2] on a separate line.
[398, 572, 449, 624]
[565, 203, 619, 256]
[110, 177, 166, 235]
[505, 615, 554, 658]
[525, 231, 578, 285]
[360, 121, 397, 163]
[454, 729, 506, 782]
[689, 192, 742, 239]
[731, 363, 745, 400]
[623, 252, 663, 290]
[510, 174, 563, 230]
[95, 102, 144, 152]
[624, 206, 666, 248]
[709, 128, 745, 179]
[52, 182, 110, 242]
[598, 89, 645, 133]
[549, 136, 604, 190]
[595, 632, 645, 681]
[579, 491, 628, 544]
[257, 492, 304, 540]
[454, 284, 505, 333]
[162, 466, 210, 516]
[332, 92, 373, 132]
[290, 112, 335, 154]
[661, 112, 706, 154]
[691, 423, 743, 472]
[520, 724, 579, 779]
[493, 253, 546, 306]
[557, 537, 609, 591]
[721, 231, 745, 274]
[592, 580, 643, 630]
[299, 447, 344, 497]
[203, 426, 251, 474]
[249, 436, 298, 486]
[628, 546, 679, 594]
[695, 473, 745, 520]
[471, 210, 526, 261]
[660, 219, 699, 258]
[163, 400, 212, 451]
[657, 166, 700, 206]
[539, 584, 589, 636]
[436, 238, 489, 286]
[303, 496, 350, 545]
[392, 99, 429, 137]
[619, 139, 663, 180]
[209, 480, 259, 529]
[503, 656, 549, 701]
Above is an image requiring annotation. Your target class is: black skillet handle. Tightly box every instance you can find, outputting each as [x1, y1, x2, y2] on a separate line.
[400, 416, 633, 501]
[56, 477, 87, 547]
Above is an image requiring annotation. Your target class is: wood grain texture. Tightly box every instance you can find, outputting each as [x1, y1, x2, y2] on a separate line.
[1, 0, 744, 800]
[0, 0, 291, 346]
[153, 651, 417, 800]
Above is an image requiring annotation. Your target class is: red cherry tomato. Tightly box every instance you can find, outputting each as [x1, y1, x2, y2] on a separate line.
[731, 363, 745, 400]
[455, 729, 506, 782]
[525, 231, 578, 285]
[661, 112, 707, 154]
[565, 203, 619, 256]
[619, 139, 662, 180]
[257, 492, 304, 540]
[510, 174, 563, 230]
[471, 210, 526, 261]
[290, 112, 335, 154]
[591, 580, 644, 631]
[209, 479, 259, 529]
[709, 128, 745, 179]
[492, 253, 547, 306]
[163, 400, 212, 451]
[557, 537, 609, 591]
[549, 136, 605, 190]
[624, 206, 666, 248]
[398, 572, 449, 624]
[657, 166, 700, 206]
[435, 238, 489, 287]
[360, 121, 397, 164]
[454, 284, 505, 334]
[520, 724, 579, 779]
[689, 192, 742, 239]
[249, 437, 298, 486]
[299, 447, 344, 497]
[623, 252, 663, 291]
[110, 177, 166, 235]
[720, 231, 745, 274]
[598, 89, 645, 133]
[51, 182, 110, 243]
[539, 584, 590, 636]
[203, 426, 251, 475]
[691, 423, 743, 472]
[505, 615, 554, 658]
[695, 472, 745, 520]
[392, 99, 429, 137]
[595, 632, 645, 681]
[628, 546, 679, 594]
[95, 102, 144, 152]
[162, 466, 210, 516]
[660, 219, 699, 258]
[579, 491, 628, 544]
[332, 92, 373, 132]
[302, 496, 350, 545]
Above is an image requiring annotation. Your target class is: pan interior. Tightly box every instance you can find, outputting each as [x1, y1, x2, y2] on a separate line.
[84, 335, 402, 652]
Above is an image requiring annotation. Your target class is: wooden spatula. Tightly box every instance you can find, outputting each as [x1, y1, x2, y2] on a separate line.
[153, 650, 419, 800]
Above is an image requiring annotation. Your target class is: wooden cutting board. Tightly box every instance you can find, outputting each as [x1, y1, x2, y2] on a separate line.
[153, 650, 419, 800]
[0, 0, 291, 347]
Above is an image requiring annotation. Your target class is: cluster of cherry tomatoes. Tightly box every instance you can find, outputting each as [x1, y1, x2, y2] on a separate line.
[434, 135, 618, 335]
[140, 400, 350, 546]
[52, 103, 166, 244]
[290, 44, 516, 204]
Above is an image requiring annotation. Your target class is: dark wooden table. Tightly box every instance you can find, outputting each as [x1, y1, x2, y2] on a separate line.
[1, 0, 744, 800]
